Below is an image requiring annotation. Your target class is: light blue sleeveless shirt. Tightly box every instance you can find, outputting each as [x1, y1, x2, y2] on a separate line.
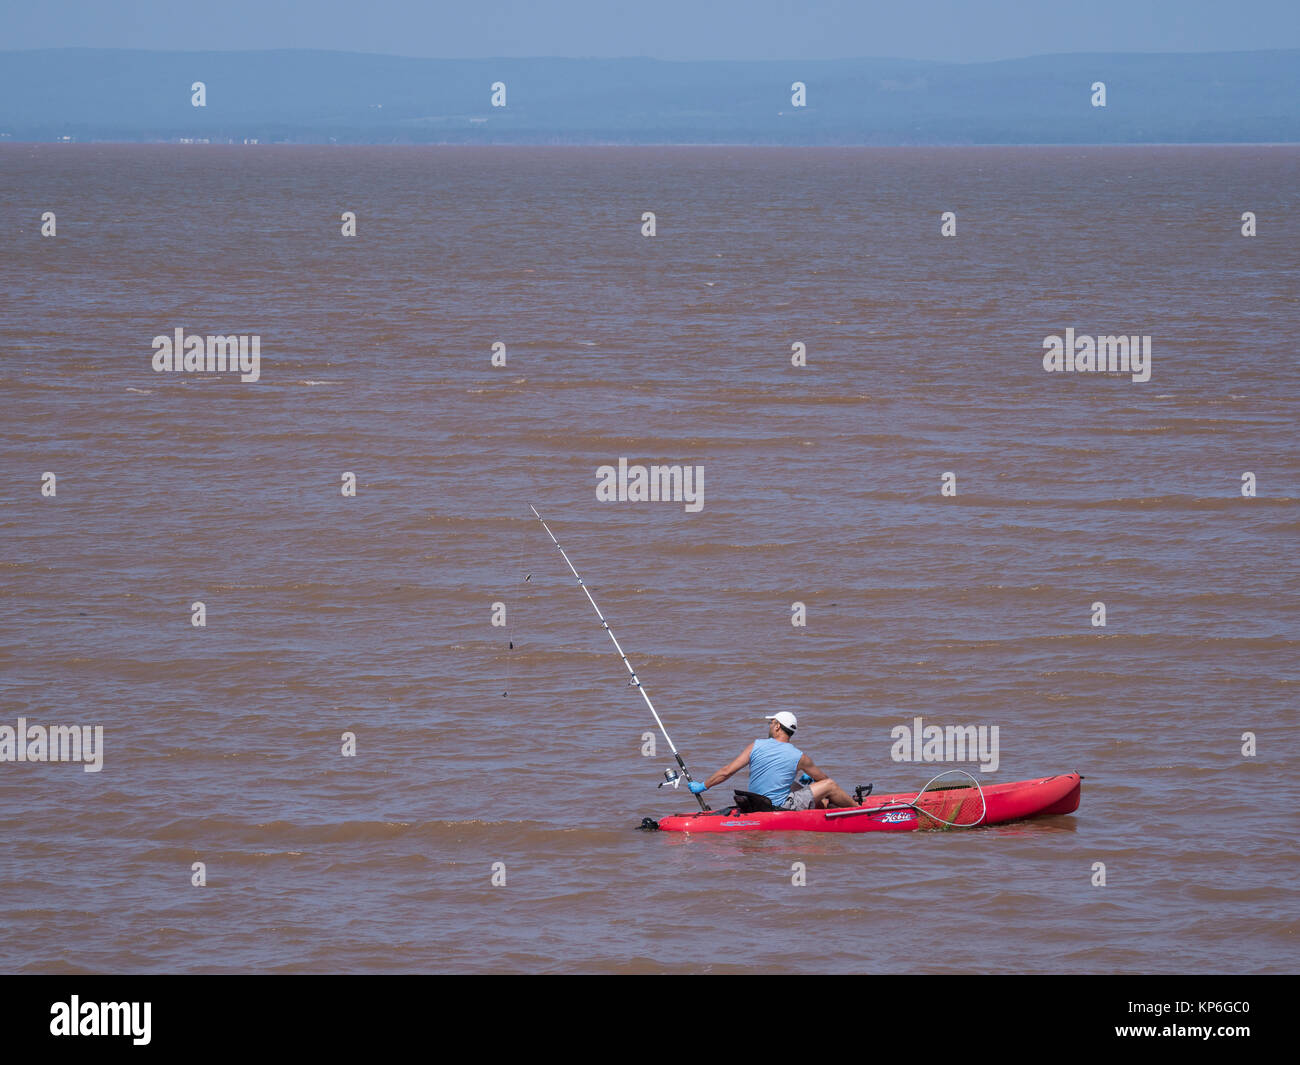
[748, 737, 804, 805]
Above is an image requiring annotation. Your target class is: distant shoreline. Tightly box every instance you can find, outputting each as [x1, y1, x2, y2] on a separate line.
[3, 48, 1296, 145]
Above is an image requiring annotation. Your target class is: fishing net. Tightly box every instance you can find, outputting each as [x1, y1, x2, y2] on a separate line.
[907, 770, 987, 828]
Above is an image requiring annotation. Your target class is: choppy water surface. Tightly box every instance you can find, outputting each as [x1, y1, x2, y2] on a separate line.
[1, 145, 1296, 973]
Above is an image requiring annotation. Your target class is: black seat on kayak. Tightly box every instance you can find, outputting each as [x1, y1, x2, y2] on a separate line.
[733, 790, 777, 813]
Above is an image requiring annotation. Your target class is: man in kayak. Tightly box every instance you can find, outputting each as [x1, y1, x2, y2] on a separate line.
[688, 712, 858, 810]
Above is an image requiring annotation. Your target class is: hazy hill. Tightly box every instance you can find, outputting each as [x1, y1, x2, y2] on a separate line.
[0, 48, 1296, 143]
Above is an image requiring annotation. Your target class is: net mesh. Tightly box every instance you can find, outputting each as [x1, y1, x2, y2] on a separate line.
[910, 771, 987, 828]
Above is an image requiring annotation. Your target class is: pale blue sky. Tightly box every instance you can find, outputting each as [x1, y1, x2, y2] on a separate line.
[3, 0, 1298, 61]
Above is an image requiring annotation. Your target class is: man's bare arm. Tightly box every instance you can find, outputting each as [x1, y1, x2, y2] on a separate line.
[703, 743, 755, 789]
[796, 753, 827, 782]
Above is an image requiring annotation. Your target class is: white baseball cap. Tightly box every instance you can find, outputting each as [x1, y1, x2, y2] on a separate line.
[765, 712, 798, 732]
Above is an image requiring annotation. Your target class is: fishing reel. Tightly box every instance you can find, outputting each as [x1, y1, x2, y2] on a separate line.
[657, 768, 682, 790]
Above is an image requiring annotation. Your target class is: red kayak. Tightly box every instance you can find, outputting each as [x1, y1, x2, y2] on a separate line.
[651, 772, 1081, 833]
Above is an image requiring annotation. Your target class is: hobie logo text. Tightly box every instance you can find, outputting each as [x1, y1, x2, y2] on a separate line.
[50, 996, 151, 1045]
[890, 716, 1000, 773]
[1042, 328, 1151, 383]
[595, 458, 704, 513]
[151, 327, 262, 382]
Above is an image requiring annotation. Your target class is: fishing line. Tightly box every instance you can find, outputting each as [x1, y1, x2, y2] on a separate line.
[502, 503, 533, 697]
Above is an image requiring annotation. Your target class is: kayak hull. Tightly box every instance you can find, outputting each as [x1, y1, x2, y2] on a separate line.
[653, 772, 1081, 833]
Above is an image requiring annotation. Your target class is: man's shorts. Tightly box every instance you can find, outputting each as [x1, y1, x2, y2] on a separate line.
[780, 785, 816, 811]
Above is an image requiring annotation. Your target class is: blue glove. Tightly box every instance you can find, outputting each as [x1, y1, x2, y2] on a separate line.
[688, 781, 708, 794]
[799, 773, 813, 785]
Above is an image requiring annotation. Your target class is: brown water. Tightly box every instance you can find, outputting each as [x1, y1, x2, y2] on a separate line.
[1, 144, 1297, 974]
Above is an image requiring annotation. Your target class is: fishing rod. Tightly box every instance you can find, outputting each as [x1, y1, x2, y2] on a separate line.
[530, 504, 710, 812]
